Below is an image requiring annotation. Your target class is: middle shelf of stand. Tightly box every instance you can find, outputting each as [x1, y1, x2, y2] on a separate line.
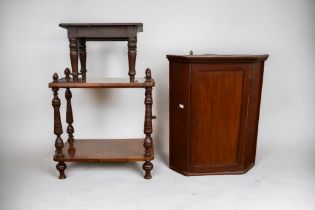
[49, 77, 155, 88]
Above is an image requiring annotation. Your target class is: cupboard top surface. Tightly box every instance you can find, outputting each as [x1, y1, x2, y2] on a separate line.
[167, 54, 269, 63]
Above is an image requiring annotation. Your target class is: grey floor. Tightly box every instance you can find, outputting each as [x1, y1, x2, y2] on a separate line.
[0, 139, 314, 210]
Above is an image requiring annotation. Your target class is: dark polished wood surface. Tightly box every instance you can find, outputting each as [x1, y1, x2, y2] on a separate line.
[49, 68, 156, 179]
[50, 23, 153, 179]
[168, 54, 268, 175]
[167, 54, 268, 63]
[191, 66, 245, 167]
[60, 23, 143, 30]
[60, 23, 143, 82]
[49, 77, 155, 88]
[51, 76, 66, 179]
[169, 62, 190, 172]
[60, 139, 154, 162]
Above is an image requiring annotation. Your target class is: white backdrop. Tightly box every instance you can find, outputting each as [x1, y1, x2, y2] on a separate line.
[0, 0, 314, 210]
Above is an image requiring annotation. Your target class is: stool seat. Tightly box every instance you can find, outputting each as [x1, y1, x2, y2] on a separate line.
[60, 23, 143, 82]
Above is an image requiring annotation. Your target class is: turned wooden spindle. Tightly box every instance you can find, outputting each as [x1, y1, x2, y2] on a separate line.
[65, 88, 74, 144]
[69, 38, 79, 81]
[64, 68, 71, 80]
[143, 87, 153, 158]
[52, 73, 67, 179]
[143, 69, 154, 179]
[79, 39, 87, 81]
[68, 142, 76, 157]
[128, 37, 137, 83]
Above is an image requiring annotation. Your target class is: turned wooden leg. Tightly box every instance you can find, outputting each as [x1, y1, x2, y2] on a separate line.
[127, 36, 137, 83]
[79, 39, 87, 81]
[143, 68, 154, 179]
[69, 38, 79, 81]
[52, 73, 67, 179]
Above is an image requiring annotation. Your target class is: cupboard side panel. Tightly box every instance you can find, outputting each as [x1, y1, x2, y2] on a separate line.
[169, 62, 190, 171]
[244, 62, 265, 167]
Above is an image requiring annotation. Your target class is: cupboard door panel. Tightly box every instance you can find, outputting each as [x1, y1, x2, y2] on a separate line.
[190, 64, 249, 169]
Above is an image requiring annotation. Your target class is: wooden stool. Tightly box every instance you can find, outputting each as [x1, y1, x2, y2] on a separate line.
[59, 23, 143, 82]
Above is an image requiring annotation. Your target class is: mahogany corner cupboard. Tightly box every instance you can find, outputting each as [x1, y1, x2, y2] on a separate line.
[167, 54, 268, 175]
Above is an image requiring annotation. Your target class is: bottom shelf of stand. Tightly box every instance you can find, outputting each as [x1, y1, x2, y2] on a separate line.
[60, 139, 154, 162]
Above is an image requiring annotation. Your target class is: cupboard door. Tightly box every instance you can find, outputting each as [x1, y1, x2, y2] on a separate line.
[169, 62, 191, 171]
[190, 63, 251, 171]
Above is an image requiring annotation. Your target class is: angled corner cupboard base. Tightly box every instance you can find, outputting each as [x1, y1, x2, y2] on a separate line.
[168, 54, 268, 176]
[48, 23, 156, 179]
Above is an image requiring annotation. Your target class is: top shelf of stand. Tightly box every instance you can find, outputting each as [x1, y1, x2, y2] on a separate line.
[49, 77, 155, 88]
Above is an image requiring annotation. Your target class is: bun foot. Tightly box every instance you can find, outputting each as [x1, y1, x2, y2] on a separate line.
[56, 162, 67, 179]
[142, 161, 153, 179]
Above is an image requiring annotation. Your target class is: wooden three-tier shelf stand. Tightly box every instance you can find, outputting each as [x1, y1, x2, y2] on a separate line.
[48, 23, 155, 179]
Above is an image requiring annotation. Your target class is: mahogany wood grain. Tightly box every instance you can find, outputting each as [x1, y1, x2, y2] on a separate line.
[190, 64, 250, 170]
[51, 73, 67, 179]
[50, 23, 155, 179]
[49, 69, 156, 179]
[49, 77, 155, 88]
[169, 62, 191, 172]
[142, 68, 154, 179]
[69, 38, 79, 80]
[128, 37, 137, 82]
[168, 54, 268, 175]
[59, 23, 142, 40]
[79, 39, 87, 81]
[65, 88, 74, 144]
[167, 54, 268, 63]
[59, 23, 143, 82]
[60, 139, 154, 162]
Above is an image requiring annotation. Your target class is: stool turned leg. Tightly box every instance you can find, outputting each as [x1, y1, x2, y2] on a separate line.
[69, 38, 79, 81]
[127, 37, 137, 83]
[143, 68, 154, 179]
[52, 73, 67, 179]
[79, 39, 87, 81]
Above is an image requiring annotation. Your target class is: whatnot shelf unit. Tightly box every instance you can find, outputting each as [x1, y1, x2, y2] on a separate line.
[48, 23, 156, 179]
